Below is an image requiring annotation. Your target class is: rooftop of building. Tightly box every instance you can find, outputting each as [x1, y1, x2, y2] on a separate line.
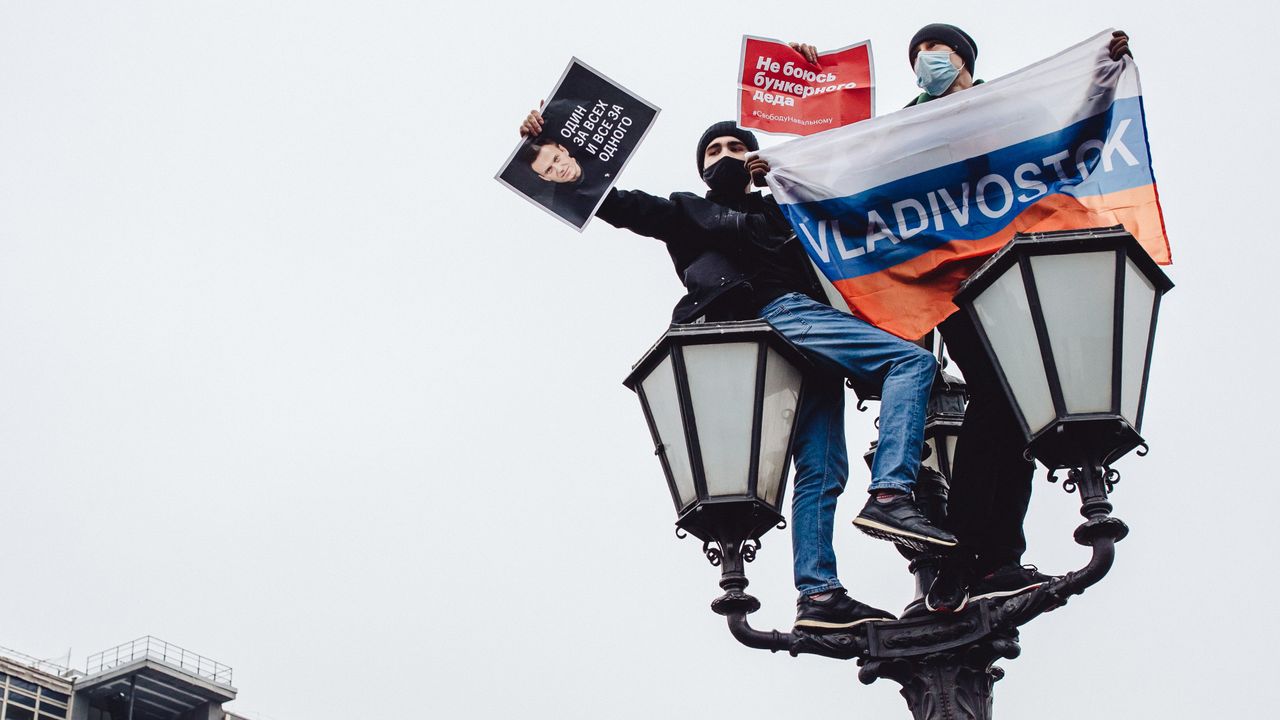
[0, 636, 248, 720]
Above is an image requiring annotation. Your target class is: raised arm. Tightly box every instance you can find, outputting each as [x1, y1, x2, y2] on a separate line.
[595, 188, 685, 239]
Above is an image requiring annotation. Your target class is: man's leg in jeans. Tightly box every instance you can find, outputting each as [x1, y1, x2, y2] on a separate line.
[776, 318, 895, 630]
[761, 293, 952, 551]
[789, 371, 848, 596]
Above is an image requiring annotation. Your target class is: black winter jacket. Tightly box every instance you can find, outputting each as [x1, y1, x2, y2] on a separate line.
[596, 187, 826, 323]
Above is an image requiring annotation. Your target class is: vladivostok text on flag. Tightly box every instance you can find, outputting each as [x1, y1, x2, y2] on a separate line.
[761, 30, 1171, 340]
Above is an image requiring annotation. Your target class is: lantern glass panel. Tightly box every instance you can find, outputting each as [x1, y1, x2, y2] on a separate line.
[1121, 256, 1157, 427]
[683, 342, 758, 498]
[640, 354, 697, 509]
[1030, 251, 1115, 415]
[922, 434, 958, 476]
[972, 265, 1056, 434]
[940, 434, 958, 473]
[922, 437, 941, 474]
[756, 346, 802, 509]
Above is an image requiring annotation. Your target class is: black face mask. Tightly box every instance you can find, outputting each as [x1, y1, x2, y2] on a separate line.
[702, 156, 750, 195]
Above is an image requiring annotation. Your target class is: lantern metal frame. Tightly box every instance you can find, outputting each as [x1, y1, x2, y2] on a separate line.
[953, 226, 1174, 470]
[863, 371, 966, 479]
[922, 371, 966, 480]
[624, 321, 813, 546]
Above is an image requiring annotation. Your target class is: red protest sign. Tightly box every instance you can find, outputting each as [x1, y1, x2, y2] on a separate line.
[738, 36, 874, 136]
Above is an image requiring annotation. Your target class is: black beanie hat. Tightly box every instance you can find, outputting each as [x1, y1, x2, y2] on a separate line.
[909, 24, 978, 76]
[696, 121, 759, 174]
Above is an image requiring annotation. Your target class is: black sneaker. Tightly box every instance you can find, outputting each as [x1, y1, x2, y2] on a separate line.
[925, 562, 971, 613]
[969, 564, 1057, 602]
[794, 589, 896, 632]
[853, 494, 959, 551]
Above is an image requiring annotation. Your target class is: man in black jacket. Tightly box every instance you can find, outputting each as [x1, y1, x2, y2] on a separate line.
[519, 113, 957, 630]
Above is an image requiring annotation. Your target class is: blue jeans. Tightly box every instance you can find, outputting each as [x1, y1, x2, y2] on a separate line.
[761, 292, 937, 595]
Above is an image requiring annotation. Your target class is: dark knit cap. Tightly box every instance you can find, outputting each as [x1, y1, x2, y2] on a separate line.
[695, 121, 759, 174]
[909, 24, 978, 76]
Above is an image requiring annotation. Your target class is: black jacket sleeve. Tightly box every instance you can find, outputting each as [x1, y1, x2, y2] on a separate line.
[595, 187, 686, 241]
[596, 188, 795, 259]
[669, 194, 795, 257]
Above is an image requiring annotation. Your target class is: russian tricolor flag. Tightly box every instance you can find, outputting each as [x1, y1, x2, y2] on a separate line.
[762, 30, 1170, 340]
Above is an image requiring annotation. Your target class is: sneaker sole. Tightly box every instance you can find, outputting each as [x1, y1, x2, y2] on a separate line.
[852, 517, 959, 551]
[794, 616, 893, 630]
[854, 523, 927, 552]
[969, 581, 1048, 603]
[924, 591, 969, 614]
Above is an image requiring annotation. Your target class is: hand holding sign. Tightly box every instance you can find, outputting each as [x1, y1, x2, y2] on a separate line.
[519, 104, 546, 137]
[788, 42, 820, 66]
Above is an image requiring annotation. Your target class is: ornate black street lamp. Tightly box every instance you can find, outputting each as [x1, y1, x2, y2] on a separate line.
[625, 227, 1173, 720]
[947, 225, 1174, 614]
[624, 321, 811, 608]
[954, 226, 1171, 471]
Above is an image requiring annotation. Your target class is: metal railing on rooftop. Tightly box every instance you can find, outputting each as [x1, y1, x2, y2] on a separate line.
[0, 645, 73, 678]
[85, 636, 233, 686]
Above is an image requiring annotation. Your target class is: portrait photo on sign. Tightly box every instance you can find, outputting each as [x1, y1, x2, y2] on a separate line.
[496, 58, 659, 231]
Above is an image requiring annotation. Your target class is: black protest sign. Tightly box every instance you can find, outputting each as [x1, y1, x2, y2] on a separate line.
[497, 58, 660, 231]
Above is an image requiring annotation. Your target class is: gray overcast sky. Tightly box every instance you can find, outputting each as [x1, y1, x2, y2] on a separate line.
[1, 1, 1274, 718]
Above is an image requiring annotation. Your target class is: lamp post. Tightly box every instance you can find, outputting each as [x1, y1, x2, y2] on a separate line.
[625, 227, 1173, 720]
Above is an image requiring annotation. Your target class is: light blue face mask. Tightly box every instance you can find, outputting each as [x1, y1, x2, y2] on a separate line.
[914, 50, 960, 97]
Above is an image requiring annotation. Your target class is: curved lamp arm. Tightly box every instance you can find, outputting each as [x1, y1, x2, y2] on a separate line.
[709, 461, 1130, 660]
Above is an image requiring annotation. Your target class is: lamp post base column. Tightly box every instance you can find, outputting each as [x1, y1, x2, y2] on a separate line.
[860, 635, 1019, 720]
